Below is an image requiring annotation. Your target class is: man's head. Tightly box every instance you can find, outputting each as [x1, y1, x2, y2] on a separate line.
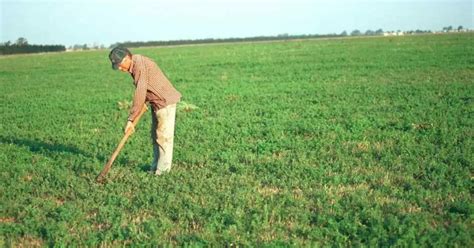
[109, 47, 132, 72]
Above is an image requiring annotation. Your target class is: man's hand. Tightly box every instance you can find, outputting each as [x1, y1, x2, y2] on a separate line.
[124, 120, 135, 134]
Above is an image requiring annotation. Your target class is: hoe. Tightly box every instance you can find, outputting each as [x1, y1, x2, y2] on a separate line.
[96, 105, 148, 183]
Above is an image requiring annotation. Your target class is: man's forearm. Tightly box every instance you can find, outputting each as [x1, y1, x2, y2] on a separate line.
[128, 80, 147, 122]
[128, 103, 145, 122]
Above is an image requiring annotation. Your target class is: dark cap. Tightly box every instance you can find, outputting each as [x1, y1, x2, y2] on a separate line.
[109, 47, 131, 70]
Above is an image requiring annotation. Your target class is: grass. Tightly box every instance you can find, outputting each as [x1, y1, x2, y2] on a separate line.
[0, 33, 473, 246]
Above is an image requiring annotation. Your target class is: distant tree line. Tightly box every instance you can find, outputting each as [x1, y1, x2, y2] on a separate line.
[0, 37, 65, 55]
[111, 33, 349, 48]
[348, 28, 435, 36]
[110, 26, 464, 48]
[68, 43, 106, 51]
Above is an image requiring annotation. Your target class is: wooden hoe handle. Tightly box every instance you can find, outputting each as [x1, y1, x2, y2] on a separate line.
[96, 105, 148, 183]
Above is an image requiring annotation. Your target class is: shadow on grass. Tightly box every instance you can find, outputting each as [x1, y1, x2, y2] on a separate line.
[0, 135, 88, 156]
[138, 163, 152, 172]
[0, 135, 130, 166]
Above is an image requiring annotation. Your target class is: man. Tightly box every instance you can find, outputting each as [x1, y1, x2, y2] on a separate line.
[109, 47, 181, 175]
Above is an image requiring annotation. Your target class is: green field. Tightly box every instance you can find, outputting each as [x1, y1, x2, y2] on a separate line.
[1, 33, 473, 246]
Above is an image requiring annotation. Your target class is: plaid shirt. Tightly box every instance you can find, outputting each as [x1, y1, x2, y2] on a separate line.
[127, 54, 181, 121]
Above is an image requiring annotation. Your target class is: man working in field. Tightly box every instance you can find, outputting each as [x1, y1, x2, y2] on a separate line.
[109, 47, 181, 175]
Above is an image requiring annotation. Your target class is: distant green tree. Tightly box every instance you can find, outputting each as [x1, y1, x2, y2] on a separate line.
[340, 31, 347, 36]
[351, 29, 361, 36]
[82, 44, 89, 50]
[443, 26, 454, 32]
[457, 25, 463, 31]
[375, 29, 384, 35]
[365, 30, 375, 36]
[16, 37, 28, 46]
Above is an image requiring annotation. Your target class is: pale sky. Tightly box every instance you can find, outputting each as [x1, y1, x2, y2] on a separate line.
[1, 0, 472, 47]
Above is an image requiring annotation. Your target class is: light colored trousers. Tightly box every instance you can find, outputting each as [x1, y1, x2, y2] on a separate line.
[150, 104, 176, 175]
